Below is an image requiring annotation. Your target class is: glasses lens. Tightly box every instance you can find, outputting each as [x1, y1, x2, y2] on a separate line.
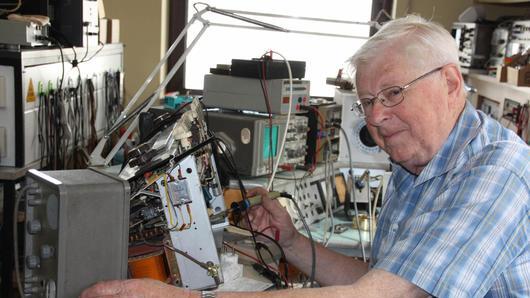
[352, 102, 365, 117]
[379, 86, 403, 107]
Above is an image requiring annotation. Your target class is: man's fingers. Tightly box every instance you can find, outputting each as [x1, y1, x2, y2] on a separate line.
[80, 280, 124, 298]
[246, 187, 268, 198]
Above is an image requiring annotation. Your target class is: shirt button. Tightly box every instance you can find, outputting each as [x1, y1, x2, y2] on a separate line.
[391, 223, 399, 232]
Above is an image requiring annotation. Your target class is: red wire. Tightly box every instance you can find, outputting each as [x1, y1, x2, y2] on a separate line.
[223, 241, 289, 285]
[258, 225, 280, 242]
[261, 55, 274, 174]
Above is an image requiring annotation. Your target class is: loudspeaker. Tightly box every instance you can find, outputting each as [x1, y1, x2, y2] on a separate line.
[334, 89, 389, 169]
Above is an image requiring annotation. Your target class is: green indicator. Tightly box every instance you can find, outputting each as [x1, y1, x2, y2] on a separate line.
[263, 125, 279, 160]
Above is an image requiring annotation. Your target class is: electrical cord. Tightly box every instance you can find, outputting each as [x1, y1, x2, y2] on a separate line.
[336, 125, 367, 262]
[210, 136, 278, 283]
[230, 224, 290, 288]
[280, 193, 315, 288]
[0, 0, 21, 14]
[43, 36, 65, 91]
[258, 53, 275, 177]
[82, 42, 105, 63]
[265, 50, 292, 192]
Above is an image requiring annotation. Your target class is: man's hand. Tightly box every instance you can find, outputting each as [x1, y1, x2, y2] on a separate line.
[80, 279, 196, 298]
[244, 188, 300, 249]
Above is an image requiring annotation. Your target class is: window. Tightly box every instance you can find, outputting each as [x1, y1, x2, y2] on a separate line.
[182, 0, 374, 97]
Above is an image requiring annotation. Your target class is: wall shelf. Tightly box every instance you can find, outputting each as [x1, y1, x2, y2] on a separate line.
[466, 73, 530, 106]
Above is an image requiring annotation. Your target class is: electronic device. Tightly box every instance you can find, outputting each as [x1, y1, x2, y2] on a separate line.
[6, 0, 99, 47]
[489, 25, 511, 68]
[479, 98, 501, 120]
[507, 20, 530, 57]
[230, 58, 306, 79]
[120, 99, 227, 290]
[5, 0, 99, 47]
[0, 19, 50, 47]
[0, 44, 124, 167]
[23, 168, 130, 298]
[334, 89, 389, 169]
[304, 103, 342, 166]
[202, 74, 310, 114]
[451, 22, 495, 68]
[207, 111, 308, 177]
[53, 0, 99, 47]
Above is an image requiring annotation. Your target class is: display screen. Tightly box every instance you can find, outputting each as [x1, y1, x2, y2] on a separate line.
[263, 125, 279, 160]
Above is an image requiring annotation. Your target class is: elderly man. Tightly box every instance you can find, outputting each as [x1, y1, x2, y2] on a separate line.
[82, 15, 529, 298]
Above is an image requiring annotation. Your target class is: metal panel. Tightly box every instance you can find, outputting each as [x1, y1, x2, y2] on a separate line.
[203, 74, 310, 114]
[0, 44, 124, 167]
[156, 155, 222, 290]
[23, 168, 130, 298]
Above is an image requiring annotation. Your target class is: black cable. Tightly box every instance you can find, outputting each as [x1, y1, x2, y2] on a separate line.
[82, 42, 105, 63]
[231, 224, 290, 288]
[37, 89, 47, 168]
[258, 56, 274, 179]
[284, 193, 316, 288]
[210, 137, 274, 268]
[79, 26, 90, 63]
[256, 243, 285, 288]
[86, 78, 98, 151]
[44, 36, 65, 91]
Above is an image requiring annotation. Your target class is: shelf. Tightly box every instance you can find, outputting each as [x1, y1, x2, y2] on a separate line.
[461, 68, 487, 76]
[466, 73, 530, 106]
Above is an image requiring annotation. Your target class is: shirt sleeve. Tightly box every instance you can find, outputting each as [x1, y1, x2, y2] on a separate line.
[373, 164, 529, 297]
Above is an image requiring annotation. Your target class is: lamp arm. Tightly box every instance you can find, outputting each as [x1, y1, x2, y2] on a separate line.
[224, 9, 380, 28]
[100, 23, 210, 166]
[89, 9, 210, 166]
[210, 22, 370, 40]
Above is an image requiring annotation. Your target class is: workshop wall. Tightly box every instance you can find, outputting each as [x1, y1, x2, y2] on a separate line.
[103, 0, 169, 105]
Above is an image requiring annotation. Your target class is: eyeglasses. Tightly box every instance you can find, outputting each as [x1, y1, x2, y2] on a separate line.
[352, 66, 444, 118]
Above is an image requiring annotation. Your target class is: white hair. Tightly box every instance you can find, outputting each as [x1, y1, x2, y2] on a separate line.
[350, 15, 460, 72]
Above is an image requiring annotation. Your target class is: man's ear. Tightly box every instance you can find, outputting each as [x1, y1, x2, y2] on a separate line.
[442, 64, 463, 102]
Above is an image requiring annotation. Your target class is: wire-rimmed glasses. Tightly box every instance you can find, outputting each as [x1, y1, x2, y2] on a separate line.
[352, 66, 444, 118]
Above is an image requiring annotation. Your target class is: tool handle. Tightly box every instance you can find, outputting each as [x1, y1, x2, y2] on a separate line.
[242, 191, 281, 209]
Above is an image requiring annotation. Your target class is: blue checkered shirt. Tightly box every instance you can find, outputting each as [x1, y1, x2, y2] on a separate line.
[371, 102, 529, 297]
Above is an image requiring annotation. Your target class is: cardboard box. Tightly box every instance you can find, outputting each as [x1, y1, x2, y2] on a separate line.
[496, 65, 507, 82]
[99, 18, 120, 44]
[506, 65, 530, 87]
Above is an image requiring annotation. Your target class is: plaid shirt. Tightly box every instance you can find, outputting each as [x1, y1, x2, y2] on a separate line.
[371, 102, 530, 297]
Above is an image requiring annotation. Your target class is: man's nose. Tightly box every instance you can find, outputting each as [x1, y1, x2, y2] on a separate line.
[366, 99, 390, 125]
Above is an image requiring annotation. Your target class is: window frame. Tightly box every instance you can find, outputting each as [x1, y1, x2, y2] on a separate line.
[166, 0, 392, 96]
